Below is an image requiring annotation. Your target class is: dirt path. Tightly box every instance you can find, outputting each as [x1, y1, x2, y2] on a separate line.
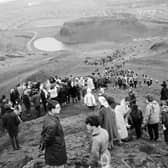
[26, 31, 38, 51]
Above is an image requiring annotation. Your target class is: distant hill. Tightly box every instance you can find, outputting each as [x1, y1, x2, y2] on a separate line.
[57, 14, 148, 44]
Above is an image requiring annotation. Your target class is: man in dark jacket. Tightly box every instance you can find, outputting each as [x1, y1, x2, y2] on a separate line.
[2, 104, 20, 150]
[22, 90, 31, 116]
[129, 104, 143, 139]
[160, 81, 168, 103]
[40, 100, 67, 168]
[128, 89, 136, 109]
[31, 90, 41, 117]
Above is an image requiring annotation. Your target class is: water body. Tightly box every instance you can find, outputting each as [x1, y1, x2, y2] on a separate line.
[34, 37, 65, 52]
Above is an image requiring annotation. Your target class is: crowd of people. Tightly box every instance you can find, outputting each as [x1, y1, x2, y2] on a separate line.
[84, 49, 125, 66]
[0, 67, 168, 167]
[38, 80, 168, 168]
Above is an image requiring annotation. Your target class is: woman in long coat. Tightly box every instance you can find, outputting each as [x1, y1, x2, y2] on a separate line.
[98, 96, 119, 149]
[114, 98, 130, 140]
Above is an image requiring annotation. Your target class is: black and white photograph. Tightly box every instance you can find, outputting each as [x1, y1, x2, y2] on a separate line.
[0, 0, 168, 167]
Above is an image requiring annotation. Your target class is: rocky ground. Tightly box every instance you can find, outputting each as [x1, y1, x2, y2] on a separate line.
[0, 86, 168, 168]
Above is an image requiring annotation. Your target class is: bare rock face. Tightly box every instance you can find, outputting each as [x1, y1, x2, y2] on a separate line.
[57, 14, 148, 44]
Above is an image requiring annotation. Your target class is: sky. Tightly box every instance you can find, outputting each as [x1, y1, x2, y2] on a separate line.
[0, 0, 16, 3]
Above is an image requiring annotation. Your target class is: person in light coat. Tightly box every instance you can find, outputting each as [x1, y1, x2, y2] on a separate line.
[142, 94, 160, 141]
[114, 97, 131, 140]
[87, 77, 95, 91]
[48, 85, 58, 101]
[84, 88, 97, 110]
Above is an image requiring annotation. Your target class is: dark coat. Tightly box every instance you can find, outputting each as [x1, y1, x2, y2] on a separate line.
[31, 93, 41, 107]
[99, 106, 119, 147]
[41, 114, 67, 166]
[160, 87, 168, 101]
[2, 110, 20, 137]
[22, 94, 31, 109]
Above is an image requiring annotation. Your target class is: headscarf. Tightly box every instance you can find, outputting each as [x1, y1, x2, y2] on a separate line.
[87, 88, 92, 94]
[98, 87, 105, 96]
[98, 96, 109, 108]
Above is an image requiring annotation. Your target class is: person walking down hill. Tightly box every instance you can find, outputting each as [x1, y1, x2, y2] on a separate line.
[2, 104, 21, 150]
[84, 88, 97, 110]
[114, 97, 131, 141]
[22, 90, 31, 116]
[87, 77, 95, 91]
[14, 100, 22, 122]
[161, 101, 168, 145]
[40, 100, 67, 168]
[85, 115, 111, 168]
[40, 84, 49, 112]
[106, 96, 121, 144]
[129, 104, 143, 139]
[128, 89, 136, 109]
[142, 95, 160, 141]
[98, 96, 119, 149]
[10, 88, 20, 107]
[160, 81, 168, 103]
[31, 90, 41, 118]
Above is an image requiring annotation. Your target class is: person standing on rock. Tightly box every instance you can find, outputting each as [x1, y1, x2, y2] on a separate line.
[40, 100, 67, 168]
[2, 104, 21, 150]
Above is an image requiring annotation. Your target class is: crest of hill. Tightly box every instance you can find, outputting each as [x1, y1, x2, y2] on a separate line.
[57, 14, 148, 44]
[24, 70, 50, 83]
[150, 42, 168, 51]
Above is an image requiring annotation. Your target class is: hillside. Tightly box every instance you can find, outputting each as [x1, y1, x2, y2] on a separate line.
[0, 86, 168, 168]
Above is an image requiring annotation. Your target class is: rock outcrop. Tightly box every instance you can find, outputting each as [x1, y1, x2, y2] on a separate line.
[57, 14, 148, 44]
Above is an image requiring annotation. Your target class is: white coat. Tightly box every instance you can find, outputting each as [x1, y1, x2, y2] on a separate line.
[84, 89, 97, 107]
[114, 99, 130, 139]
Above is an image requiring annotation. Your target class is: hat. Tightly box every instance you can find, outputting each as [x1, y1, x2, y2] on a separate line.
[98, 96, 109, 108]
[161, 81, 167, 87]
[87, 88, 92, 93]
